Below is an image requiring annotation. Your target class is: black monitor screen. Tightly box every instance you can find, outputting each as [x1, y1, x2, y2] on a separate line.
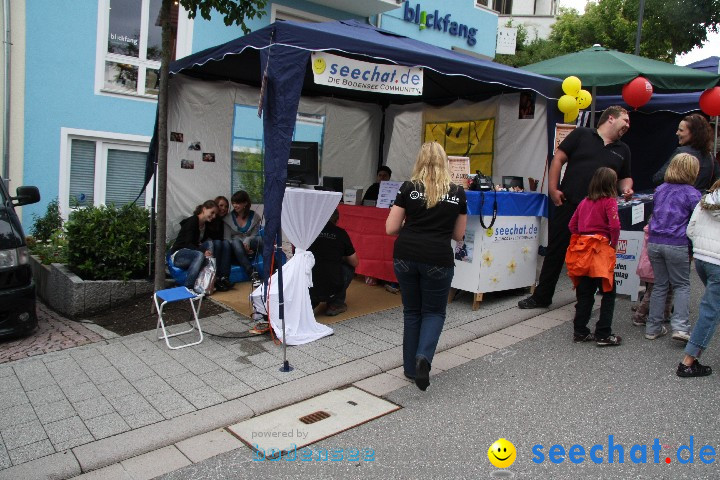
[288, 141, 319, 185]
[322, 176, 343, 193]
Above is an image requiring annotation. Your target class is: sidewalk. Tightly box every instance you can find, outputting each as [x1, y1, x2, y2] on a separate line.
[0, 278, 577, 479]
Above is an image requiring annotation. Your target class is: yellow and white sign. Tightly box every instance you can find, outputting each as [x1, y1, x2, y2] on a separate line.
[311, 52, 423, 96]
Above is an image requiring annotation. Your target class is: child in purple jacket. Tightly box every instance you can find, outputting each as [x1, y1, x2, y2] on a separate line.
[645, 153, 702, 342]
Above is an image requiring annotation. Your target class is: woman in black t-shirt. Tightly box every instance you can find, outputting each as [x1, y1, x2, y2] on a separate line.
[386, 142, 467, 391]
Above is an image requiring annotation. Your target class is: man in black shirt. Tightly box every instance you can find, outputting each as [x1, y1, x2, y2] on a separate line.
[308, 209, 359, 316]
[518, 105, 634, 311]
[362, 165, 392, 204]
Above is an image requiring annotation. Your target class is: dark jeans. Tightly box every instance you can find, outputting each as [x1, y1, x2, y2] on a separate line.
[212, 239, 231, 278]
[532, 202, 577, 305]
[573, 276, 616, 339]
[230, 236, 263, 274]
[173, 240, 213, 288]
[394, 258, 454, 377]
[311, 263, 355, 307]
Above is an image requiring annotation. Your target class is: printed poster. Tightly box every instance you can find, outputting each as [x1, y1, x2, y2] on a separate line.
[376, 180, 404, 209]
[448, 156, 470, 189]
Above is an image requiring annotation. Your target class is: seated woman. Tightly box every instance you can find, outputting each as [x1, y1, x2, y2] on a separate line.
[205, 195, 232, 291]
[170, 200, 217, 292]
[223, 190, 263, 281]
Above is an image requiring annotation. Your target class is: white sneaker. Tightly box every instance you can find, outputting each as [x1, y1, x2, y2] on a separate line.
[672, 330, 691, 342]
[645, 326, 668, 340]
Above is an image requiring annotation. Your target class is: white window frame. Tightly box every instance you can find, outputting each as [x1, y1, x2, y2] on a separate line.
[270, 4, 332, 23]
[59, 128, 154, 220]
[94, 0, 193, 101]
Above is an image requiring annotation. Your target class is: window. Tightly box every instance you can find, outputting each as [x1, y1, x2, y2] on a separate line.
[60, 129, 153, 218]
[476, 0, 512, 14]
[231, 106, 326, 203]
[97, 0, 187, 98]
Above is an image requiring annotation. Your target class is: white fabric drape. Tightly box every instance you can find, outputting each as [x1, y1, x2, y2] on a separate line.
[251, 188, 341, 345]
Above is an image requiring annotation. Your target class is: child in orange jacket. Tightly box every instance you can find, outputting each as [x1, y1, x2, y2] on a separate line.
[566, 167, 622, 346]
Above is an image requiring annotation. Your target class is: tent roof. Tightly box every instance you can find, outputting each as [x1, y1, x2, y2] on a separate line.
[595, 92, 701, 114]
[687, 56, 719, 74]
[522, 45, 719, 94]
[169, 19, 562, 104]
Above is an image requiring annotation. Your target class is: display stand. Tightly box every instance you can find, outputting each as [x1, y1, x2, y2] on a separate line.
[615, 196, 653, 301]
[451, 191, 547, 310]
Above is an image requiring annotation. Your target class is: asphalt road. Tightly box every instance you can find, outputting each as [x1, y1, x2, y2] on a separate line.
[159, 268, 718, 480]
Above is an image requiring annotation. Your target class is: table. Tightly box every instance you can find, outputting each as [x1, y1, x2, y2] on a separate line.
[337, 204, 397, 282]
[615, 195, 653, 300]
[452, 191, 548, 309]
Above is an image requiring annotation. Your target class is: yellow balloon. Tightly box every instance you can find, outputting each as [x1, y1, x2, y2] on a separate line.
[562, 76, 582, 96]
[564, 107, 579, 123]
[576, 89, 592, 109]
[558, 94, 577, 114]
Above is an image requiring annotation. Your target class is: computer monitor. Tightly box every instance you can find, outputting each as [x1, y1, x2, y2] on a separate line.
[322, 176, 344, 193]
[502, 176, 524, 189]
[287, 141, 319, 185]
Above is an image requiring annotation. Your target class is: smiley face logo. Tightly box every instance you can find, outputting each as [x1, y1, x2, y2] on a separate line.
[312, 56, 326, 75]
[488, 438, 516, 468]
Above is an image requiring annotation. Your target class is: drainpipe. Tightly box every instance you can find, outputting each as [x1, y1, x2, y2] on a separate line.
[2, 0, 10, 181]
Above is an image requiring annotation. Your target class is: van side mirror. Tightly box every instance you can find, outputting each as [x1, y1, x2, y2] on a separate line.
[12, 186, 41, 206]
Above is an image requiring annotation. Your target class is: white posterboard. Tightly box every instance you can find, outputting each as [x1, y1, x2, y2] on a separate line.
[376, 180, 404, 208]
[448, 156, 470, 189]
[615, 230, 644, 301]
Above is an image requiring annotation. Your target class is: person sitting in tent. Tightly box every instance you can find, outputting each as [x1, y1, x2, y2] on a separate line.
[308, 209, 358, 316]
[223, 190, 262, 283]
[362, 165, 393, 204]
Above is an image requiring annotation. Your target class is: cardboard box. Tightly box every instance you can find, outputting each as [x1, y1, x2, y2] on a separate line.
[344, 188, 364, 205]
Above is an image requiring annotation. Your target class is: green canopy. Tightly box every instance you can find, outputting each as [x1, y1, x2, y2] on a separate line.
[522, 45, 720, 94]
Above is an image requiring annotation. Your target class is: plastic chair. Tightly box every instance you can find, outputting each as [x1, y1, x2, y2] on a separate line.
[153, 286, 204, 349]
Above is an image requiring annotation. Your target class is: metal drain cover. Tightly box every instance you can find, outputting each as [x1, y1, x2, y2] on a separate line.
[227, 387, 400, 456]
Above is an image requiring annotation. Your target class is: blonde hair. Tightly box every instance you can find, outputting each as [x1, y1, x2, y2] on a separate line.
[664, 153, 699, 185]
[410, 142, 451, 209]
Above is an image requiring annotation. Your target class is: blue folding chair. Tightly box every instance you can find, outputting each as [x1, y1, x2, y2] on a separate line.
[153, 287, 204, 349]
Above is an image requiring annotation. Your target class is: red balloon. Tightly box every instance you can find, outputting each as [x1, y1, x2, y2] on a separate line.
[622, 76, 653, 108]
[699, 87, 720, 116]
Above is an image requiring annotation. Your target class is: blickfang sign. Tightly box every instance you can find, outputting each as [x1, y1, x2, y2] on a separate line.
[311, 52, 423, 96]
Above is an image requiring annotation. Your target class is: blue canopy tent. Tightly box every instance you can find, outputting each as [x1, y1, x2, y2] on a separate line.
[688, 56, 719, 74]
[158, 19, 563, 283]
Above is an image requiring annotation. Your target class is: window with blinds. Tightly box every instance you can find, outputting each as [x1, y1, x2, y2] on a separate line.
[68, 139, 149, 208]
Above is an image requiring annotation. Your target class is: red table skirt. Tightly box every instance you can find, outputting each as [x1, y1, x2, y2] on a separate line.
[337, 204, 397, 283]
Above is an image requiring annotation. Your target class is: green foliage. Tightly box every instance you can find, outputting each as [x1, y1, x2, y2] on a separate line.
[65, 204, 150, 281]
[26, 230, 69, 265]
[30, 198, 63, 243]
[495, 0, 720, 66]
[179, 0, 267, 33]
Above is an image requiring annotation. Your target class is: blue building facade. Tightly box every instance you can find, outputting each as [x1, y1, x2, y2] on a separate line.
[9, 0, 500, 225]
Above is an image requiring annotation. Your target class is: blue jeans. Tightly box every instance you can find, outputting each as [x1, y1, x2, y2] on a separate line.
[647, 243, 691, 335]
[685, 259, 720, 358]
[173, 240, 213, 288]
[393, 258, 454, 377]
[230, 237, 263, 274]
[212, 239, 231, 278]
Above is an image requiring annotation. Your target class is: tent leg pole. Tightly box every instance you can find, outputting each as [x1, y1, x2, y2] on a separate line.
[590, 86, 597, 128]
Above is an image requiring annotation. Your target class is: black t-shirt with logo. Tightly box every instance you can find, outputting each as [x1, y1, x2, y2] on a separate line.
[308, 222, 355, 299]
[558, 127, 631, 205]
[392, 181, 467, 267]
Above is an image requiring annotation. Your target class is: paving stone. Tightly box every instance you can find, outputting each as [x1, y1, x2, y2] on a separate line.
[83, 365, 124, 385]
[175, 428, 243, 463]
[34, 399, 75, 424]
[7, 439, 55, 465]
[247, 351, 280, 369]
[43, 416, 91, 448]
[122, 408, 164, 430]
[211, 355, 253, 373]
[73, 396, 116, 421]
[333, 342, 374, 359]
[72, 462, 133, 480]
[53, 432, 96, 452]
[0, 441, 9, 469]
[0, 404, 38, 430]
[146, 390, 195, 416]
[61, 381, 103, 403]
[130, 375, 173, 397]
[0, 375, 21, 393]
[1, 420, 48, 450]
[164, 372, 207, 394]
[474, 332, 523, 349]
[520, 314, 566, 330]
[233, 366, 281, 391]
[445, 341, 497, 360]
[54, 370, 92, 388]
[181, 386, 226, 410]
[353, 373, 411, 397]
[96, 378, 138, 399]
[120, 445, 191, 480]
[498, 323, 545, 340]
[149, 361, 190, 379]
[85, 412, 131, 440]
[263, 365, 309, 382]
[115, 363, 156, 382]
[15, 370, 56, 392]
[27, 384, 66, 407]
[107, 393, 153, 417]
[199, 370, 254, 400]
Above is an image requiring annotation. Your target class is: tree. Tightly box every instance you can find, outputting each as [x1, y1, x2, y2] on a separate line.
[154, 0, 266, 292]
[495, 0, 720, 67]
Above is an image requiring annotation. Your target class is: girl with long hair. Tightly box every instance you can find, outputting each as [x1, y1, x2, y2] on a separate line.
[170, 200, 217, 290]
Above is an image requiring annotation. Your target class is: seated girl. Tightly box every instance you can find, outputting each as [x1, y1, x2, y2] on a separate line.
[205, 195, 232, 291]
[223, 190, 263, 280]
[170, 200, 217, 291]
